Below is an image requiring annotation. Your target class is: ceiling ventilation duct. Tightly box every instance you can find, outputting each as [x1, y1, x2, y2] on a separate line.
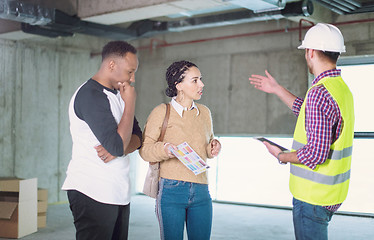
[21, 9, 137, 39]
[0, 0, 137, 39]
[223, 0, 287, 13]
[0, 0, 53, 25]
[165, 0, 313, 32]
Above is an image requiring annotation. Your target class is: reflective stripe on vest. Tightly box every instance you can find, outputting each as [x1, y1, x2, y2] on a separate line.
[290, 165, 350, 185]
[289, 75, 354, 206]
[292, 140, 353, 160]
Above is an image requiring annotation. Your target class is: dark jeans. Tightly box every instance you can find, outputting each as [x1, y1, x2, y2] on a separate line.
[67, 190, 130, 240]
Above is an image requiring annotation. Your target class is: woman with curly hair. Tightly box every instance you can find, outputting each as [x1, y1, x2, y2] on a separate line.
[140, 60, 221, 240]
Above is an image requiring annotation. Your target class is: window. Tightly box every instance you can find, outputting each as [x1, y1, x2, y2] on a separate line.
[338, 56, 374, 132]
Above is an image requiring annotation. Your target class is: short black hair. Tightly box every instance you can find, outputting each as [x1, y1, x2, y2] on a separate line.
[321, 51, 340, 63]
[165, 60, 197, 97]
[101, 41, 137, 62]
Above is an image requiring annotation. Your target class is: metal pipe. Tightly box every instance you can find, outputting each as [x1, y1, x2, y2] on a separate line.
[137, 17, 374, 51]
[298, 18, 314, 42]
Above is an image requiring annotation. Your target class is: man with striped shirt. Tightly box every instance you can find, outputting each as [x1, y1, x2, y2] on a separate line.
[249, 23, 354, 240]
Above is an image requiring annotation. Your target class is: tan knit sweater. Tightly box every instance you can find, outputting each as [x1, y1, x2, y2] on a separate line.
[139, 103, 215, 184]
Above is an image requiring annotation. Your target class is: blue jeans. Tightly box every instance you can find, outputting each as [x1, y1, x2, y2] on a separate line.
[156, 178, 212, 240]
[292, 198, 334, 240]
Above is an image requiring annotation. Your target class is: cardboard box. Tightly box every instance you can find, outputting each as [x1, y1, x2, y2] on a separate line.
[0, 178, 37, 239]
[37, 188, 48, 214]
[37, 201, 48, 213]
[37, 188, 48, 202]
[37, 188, 48, 228]
[37, 212, 47, 228]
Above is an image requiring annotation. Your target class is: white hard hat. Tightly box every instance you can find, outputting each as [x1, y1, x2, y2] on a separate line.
[298, 23, 346, 53]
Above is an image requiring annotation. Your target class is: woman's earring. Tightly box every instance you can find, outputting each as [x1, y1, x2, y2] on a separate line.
[177, 90, 184, 102]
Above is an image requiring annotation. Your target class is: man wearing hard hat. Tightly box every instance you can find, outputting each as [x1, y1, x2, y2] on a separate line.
[249, 23, 354, 240]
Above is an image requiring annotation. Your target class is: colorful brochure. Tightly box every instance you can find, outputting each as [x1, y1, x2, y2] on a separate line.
[168, 142, 209, 175]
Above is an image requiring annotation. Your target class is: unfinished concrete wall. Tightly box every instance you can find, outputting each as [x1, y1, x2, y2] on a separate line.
[0, 40, 16, 175]
[0, 36, 105, 202]
[133, 20, 308, 134]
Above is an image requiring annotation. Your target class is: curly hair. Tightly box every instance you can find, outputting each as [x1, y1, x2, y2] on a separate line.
[165, 60, 197, 97]
[101, 41, 137, 62]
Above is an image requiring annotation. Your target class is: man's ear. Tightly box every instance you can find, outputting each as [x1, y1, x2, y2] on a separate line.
[109, 60, 115, 71]
[308, 49, 316, 59]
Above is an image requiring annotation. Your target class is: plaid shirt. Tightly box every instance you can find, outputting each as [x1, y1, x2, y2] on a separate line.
[292, 69, 343, 212]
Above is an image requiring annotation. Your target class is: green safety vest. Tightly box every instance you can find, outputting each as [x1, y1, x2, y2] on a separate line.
[289, 75, 354, 206]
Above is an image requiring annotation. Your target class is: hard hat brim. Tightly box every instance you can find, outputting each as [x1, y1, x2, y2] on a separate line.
[297, 44, 346, 53]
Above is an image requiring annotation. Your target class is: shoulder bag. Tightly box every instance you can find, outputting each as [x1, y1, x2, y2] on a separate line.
[142, 103, 170, 198]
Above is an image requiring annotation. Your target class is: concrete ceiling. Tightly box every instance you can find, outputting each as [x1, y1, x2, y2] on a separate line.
[0, 0, 372, 40]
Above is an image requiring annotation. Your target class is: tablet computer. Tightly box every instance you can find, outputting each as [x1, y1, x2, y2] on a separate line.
[254, 137, 289, 151]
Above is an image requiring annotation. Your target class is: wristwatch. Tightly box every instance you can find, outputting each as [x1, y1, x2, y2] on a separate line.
[277, 152, 287, 165]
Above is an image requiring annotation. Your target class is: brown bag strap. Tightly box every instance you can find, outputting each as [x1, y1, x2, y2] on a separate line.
[157, 103, 170, 142]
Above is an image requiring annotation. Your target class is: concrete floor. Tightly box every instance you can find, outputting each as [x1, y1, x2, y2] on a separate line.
[3, 195, 373, 240]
